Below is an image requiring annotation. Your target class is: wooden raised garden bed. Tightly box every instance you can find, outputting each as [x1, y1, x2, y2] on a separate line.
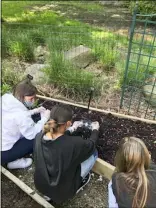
[1, 95, 156, 208]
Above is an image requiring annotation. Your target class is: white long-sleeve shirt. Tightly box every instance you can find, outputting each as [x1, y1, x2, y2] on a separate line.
[2, 93, 47, 151]
[108, 180, 119, 208]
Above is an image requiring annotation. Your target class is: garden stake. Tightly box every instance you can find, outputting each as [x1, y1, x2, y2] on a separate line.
[88, 87, 94, 112]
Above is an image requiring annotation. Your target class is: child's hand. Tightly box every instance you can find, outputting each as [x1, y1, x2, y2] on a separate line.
[36, 106, 46, 113]
[29, 106, 46, 115]
[91, 121, 100, 131]
[41, 109, 50, 122]
[72, 121, 83, 130]
[67, 121, 83, 133]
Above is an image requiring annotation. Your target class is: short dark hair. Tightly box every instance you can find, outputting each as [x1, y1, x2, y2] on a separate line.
[43, 104, 73, 135]
[50, 104, 73, 124]
[13, 78, 37, 102]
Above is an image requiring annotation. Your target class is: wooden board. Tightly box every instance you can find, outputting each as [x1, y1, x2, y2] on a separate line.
[92, 158, 115, 180]
[1, 166, 54, 208]
[37, 95, 156, 125]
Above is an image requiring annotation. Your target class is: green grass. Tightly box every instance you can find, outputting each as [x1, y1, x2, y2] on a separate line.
[58, 1, 105, 12]
[2, 1, 156, 98]
[2, 1, 50, 19]
[2, 61, 22, 95]
[117, 55, 156, 87]
[44, 53, 102, 98]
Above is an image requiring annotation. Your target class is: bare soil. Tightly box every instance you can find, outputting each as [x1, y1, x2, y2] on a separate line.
[41, 100, 156, 165]
[2, 100, 155, 208]
[10, 165, 108, 208]
[1, 175, 43, 208]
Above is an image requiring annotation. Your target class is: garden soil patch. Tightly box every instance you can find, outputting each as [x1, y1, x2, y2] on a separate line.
[41, 100, 156, 165]
[9, 164, 109, 208]
[2, 99, 155, 208]
[1, 175, 43, 208]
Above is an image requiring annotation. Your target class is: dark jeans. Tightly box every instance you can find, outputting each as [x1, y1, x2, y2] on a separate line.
[1, 138, 34, 165]
[1, 113, 41, 165]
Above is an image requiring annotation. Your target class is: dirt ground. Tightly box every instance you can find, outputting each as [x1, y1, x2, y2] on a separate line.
[8, 164, 108, 208]
[1, 175, 43, 208]
[2, 100, 156, 208]
[41, 100, 156, 165]
[29, 2, 154, 34]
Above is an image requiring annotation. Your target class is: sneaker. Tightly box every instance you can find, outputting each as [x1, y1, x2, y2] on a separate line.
[43, 195, 51, 201]
[76, 172, 91, 194]
[7, 158, 33, 169]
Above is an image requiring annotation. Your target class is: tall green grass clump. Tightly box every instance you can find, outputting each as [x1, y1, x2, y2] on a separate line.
[91, 31, 126, 71]
[118, 56, 156, 87]
[2, 24, 47, 61]
[44, 52, 102, 99]
[9, 38, 34, 62]
[93, 40, 119, 70]
[2, 64, 22, 95]
[28, 28, 46, 46]
[2, 25, 10, 58]
[1, 35, 9, 59]
[2, 25, 34, 61]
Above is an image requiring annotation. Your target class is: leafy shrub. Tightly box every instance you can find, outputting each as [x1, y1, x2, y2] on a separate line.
[129, 1, 156, 19]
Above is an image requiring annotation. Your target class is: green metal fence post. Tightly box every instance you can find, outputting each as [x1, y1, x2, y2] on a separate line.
[120, 3, 138, 109]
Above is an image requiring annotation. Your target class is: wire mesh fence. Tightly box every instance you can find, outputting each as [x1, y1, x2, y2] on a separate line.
[120, 7, 156, 120]
[2, 21, 129, 100]
[2, 2, 156, 120]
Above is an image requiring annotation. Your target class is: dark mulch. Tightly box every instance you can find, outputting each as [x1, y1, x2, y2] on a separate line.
[1, 175, 43, 208]
[41, 100, 156, 165]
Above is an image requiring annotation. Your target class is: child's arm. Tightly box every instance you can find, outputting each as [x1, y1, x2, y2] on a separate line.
[72, 129, 99, 165]
[108, 180, 119, 208]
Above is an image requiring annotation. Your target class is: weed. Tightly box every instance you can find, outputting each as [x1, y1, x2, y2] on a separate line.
[1, 83, 12, 95]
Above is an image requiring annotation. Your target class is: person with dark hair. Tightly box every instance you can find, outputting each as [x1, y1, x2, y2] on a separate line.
[2, 77, 50, 169]
[108, 137, 156, 208]
[34, 104, 99, 204]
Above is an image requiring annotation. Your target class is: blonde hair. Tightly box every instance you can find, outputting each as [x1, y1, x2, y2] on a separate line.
[44, 120, 59, 136]
[115, 137, 150, 208]
[43, 104, 72, 137]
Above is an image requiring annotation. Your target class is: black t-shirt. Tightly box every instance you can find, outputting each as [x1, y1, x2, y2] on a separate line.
[34, 130, 99, 204]
[112, 164, 156, 208]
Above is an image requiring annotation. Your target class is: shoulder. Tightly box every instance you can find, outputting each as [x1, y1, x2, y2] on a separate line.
[149, 162, 156, 171]
[146, 169, 156, 178]
[64, 135, 89, 147]
[64, 134, 84, 143]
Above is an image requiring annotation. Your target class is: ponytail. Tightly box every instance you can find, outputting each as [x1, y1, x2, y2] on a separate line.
[44, 120, 59, 137]
[13, 74, 37, 102]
